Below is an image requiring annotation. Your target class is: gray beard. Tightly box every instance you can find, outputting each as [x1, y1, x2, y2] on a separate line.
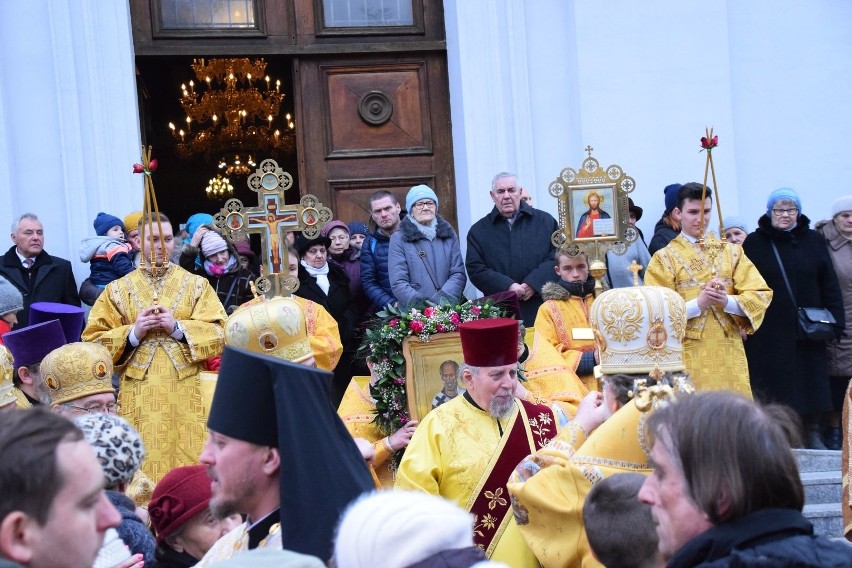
[489, 396, 515, 420]
[32, 377, 53, 406]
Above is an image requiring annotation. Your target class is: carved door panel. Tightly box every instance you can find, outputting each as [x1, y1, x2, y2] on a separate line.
[296, 54, 456, 229]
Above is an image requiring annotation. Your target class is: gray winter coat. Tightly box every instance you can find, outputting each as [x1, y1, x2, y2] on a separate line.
[816, 218, 852, 376]
[388, 215, 466, 309]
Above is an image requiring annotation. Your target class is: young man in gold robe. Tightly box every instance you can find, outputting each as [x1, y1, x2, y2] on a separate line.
[395, 318, 562, 567]
[644, 183, 771, 396]
[83, 213, 226, 482]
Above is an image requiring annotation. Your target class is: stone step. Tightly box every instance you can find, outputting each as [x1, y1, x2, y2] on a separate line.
[801, 471, 842, 505]
[803, 503, 844, 538]
[795, 448, 841, 473]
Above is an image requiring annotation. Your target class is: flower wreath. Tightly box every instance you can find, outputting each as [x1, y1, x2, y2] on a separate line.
[360, 300, 505, 438]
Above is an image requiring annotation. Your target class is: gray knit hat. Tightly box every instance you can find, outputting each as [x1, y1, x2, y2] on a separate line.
[831, 196, 852, 218]
[0, 277, 23, 317]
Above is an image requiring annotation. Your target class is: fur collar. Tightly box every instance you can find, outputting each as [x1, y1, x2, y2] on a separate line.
[541, 280, 596, 301]
[398, 215, 456, 242]
[542, 281, 571, 301]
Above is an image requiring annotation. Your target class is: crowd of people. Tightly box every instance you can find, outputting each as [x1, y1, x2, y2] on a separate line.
[1, 174, 852, 568]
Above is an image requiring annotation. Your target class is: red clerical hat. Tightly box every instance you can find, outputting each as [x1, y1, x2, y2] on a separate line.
[459, 318, 519, 367]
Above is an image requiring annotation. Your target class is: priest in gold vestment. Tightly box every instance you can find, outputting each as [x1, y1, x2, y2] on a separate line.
[508, 285, 693, 568]
[396, 318, 558, 567]
[644, 183, 771, 396]
[83, 214, 226, 482]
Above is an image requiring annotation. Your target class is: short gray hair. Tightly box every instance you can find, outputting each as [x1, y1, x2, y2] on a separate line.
[11, 213, 39, 234]
[491, 172, 518, 191]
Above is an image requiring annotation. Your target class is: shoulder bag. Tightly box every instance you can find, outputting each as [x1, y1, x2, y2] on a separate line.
[770, 241, 836, 342]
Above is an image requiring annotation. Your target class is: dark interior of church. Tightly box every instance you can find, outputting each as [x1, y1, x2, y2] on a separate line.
[135, 55, 298, 232]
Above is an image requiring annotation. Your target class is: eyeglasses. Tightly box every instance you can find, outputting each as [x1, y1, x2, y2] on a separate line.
[412, 200, 435, 210]
[66, 402, 121, 415]
[772, 208, 799, 216]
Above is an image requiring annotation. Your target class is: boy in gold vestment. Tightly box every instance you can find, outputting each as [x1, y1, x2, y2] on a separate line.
[84, 214, 226, 482]
[645, 183, 771, 395]
[528, 250, 598, 392]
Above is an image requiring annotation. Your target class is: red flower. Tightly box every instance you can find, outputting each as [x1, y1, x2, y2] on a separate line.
[436, 324, 446, 333]
[423, 306, 436, 318]
[471, 306, 481, 316]
[410, 320, 425, 333]
[700, 135, 719, 150]
[450, 312, 461, 326]
[388, 318, 399, 328]
[148, 159, 159, 172]
[132, 163, 144, 174]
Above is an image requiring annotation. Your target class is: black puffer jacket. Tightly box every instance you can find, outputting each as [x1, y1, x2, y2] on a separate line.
[668, 508, 852, 567]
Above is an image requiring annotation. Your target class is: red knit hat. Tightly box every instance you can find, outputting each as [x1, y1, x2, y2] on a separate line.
[459, 318, 519, 367]
[149, 465, 212, 544]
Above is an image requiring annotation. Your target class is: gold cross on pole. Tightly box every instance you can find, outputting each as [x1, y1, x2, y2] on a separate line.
[214, 158, 332, 297]
[627, 259, 643, 287]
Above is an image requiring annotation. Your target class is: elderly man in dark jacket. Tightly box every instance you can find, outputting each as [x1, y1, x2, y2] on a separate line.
[466, 172, 559, 326]
[0, 213, 80, 327]
[639, 391, 852, 567]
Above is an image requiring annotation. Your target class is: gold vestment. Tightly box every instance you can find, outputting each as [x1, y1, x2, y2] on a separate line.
[83, 264, 226, 482]
[645, 234, 771, 395]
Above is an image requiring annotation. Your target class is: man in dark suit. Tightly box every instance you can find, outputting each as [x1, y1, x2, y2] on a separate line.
[0, 213, 80, 327]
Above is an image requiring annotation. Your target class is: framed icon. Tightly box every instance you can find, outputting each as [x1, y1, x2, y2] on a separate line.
[403, 333, 466, 421]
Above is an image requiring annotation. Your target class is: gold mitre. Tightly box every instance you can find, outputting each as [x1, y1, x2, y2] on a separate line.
[590, 285, 687, 377]
[41, 342, 114, 406]
[0, 346, 16, 407]
[225, 296, 313, 363]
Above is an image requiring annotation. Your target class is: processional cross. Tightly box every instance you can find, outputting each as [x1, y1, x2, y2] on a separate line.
[214, 158, 332, 298]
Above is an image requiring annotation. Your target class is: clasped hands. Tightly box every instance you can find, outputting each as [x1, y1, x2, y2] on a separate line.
[133, 305, 177, 339]
[509, 282, 534, 302]
[697, 278, 728, 310]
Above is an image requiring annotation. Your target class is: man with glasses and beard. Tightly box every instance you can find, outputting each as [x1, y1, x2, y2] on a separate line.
[395, 318, 560, 567]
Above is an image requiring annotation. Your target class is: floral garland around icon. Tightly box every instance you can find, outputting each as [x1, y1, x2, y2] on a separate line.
[360, 300, 505, 437]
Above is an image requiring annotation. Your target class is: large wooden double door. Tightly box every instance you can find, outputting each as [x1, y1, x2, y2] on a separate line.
[131, 0, 456, 228]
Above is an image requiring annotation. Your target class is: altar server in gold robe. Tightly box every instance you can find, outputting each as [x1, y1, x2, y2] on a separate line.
[645, 183, 771, 395]
[529, 250, 598, 391]
[395, 318, 559, 567]
[83, 213, 226, 482]
[507, 285, 693, 568]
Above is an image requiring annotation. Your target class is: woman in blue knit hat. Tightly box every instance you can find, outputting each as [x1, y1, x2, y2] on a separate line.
[387, 185, 466, 309]
[742, 188, 845, 449]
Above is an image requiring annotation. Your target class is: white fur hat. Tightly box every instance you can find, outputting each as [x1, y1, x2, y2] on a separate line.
[334, 490, 475, 568]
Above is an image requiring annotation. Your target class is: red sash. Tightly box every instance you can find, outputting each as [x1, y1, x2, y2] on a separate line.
[468, 399, 556, 556]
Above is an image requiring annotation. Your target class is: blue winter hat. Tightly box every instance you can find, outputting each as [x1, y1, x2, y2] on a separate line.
[93, 212, 124, 237]
[766, 188, 802, 215]
[664, 184, 682, 214]
[406, 185, 439, 214]
[348, 221, 369, 237]
[185, 213, 214, 239]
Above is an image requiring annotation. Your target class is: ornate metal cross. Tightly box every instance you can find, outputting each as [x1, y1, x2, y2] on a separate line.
[215, 158, 332, 297]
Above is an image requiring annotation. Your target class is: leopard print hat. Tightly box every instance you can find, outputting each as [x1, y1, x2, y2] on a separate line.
[74, 413, 145, 488]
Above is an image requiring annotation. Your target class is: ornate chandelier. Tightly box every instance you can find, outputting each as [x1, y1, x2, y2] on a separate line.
[168, 58, 295, 171]
[206, 174, 234, 200]
[219, 154, 257, 177]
